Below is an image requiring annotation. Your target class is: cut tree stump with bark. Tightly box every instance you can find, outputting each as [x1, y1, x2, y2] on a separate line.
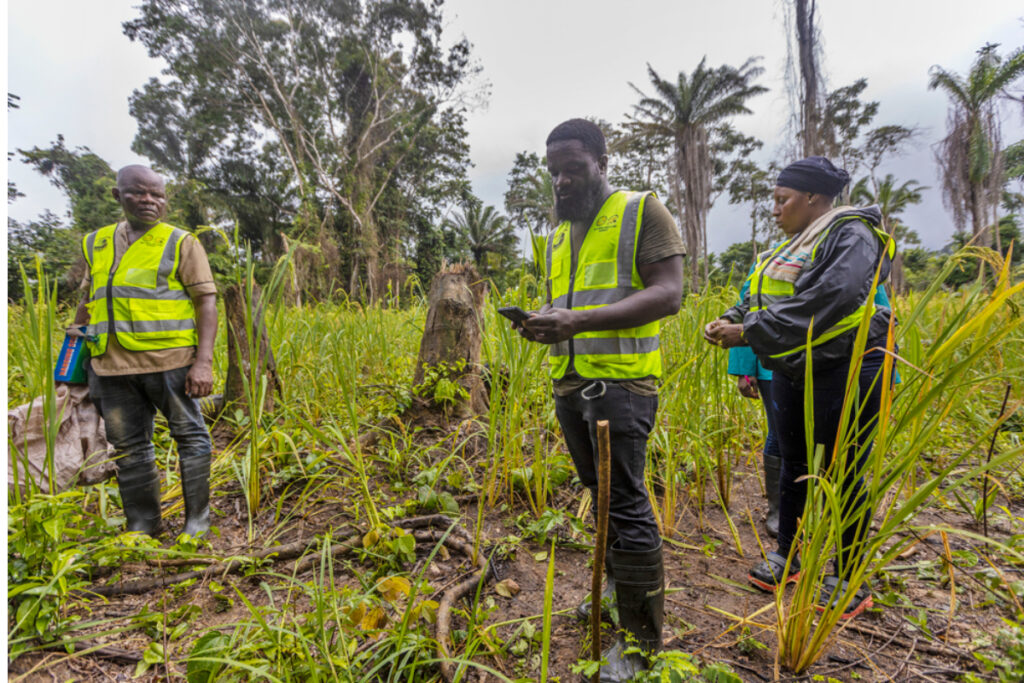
[223, 282, 283, 418]
[408, 263, 489, 425]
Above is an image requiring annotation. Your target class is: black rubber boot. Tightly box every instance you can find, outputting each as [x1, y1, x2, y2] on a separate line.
[576, 552, 616, 622]
[764, 454, 781, 538]
[593, 542, 664, 682]
[117, 460, 162, 536]
[179, 454, 211, 537]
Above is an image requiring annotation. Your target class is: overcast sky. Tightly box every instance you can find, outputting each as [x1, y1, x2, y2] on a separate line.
[6, 0, 1024, 253]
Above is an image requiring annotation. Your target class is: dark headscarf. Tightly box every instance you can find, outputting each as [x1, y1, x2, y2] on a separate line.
[776, 156, 850, 198]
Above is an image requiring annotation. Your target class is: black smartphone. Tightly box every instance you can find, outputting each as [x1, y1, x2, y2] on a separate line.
[497, 306, 532, 324]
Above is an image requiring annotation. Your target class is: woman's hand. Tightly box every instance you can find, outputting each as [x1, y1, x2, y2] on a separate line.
[703, 319, 726, 345]
[737, 375, 759, 399]
[704, 319, 745, 349]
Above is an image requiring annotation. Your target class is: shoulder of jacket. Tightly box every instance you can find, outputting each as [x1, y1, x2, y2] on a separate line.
[814, 220, 880, 263]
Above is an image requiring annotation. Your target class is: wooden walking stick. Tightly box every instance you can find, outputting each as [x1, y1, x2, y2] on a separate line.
[591, 419, 612, 682]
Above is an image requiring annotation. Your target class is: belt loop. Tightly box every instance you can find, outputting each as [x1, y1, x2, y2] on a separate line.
[581, 381, 607, 401]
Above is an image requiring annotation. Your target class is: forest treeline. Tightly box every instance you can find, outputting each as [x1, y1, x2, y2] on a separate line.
[7, 0, 1024, 302]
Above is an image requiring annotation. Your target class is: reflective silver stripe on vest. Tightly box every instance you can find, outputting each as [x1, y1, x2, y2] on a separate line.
[549, 336, 659, 357]
[85, 231, 98, 267]
[551, 340, 570, 356]
[158, 229, 186, 289]
[124, 318, 196, 333]
[616, 192, 644, 288]
[86, 319, 196, 336]
[552, 286, 642, 309]
[91, 285, 191, 302]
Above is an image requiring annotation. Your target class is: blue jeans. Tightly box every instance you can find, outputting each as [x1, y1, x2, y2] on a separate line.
[759, 379, 782, 461]
[772, 349, 886, 576]
[555, 381, 661, 550]
[87, 364, 212, 470]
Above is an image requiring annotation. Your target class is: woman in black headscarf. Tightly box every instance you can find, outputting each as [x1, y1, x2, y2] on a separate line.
[704, 156, 895, 619]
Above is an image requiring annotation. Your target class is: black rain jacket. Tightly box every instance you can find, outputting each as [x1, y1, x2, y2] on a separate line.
[720, 206, 894, 380]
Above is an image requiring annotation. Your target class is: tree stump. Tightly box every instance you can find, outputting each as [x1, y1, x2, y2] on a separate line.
[223, 282, 283, 417]
[408, 263, 489, 424]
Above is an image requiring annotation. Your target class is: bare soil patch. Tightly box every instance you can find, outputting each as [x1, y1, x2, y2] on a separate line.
[9, 450, 1020, 682]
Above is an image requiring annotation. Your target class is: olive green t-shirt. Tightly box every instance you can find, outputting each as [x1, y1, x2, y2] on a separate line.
[80, 222, 217, 377]
[552, 192, 685, 397]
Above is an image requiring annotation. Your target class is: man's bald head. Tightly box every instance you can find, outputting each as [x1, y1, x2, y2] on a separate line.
[116, 165, 164, 191]
[113, 165, 168, 230]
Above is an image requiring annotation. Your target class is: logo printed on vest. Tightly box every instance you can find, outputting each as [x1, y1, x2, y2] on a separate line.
[95, 238, 108, 250]
[552, 231, 565, 249]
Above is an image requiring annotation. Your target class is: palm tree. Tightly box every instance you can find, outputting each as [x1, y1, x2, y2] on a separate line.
[851, 174, 926, 294]
[445, 203, 516, 274]
[629, 57, 767, 289]
[504, 152, 555, 275]
[929, 43, 1024, 249]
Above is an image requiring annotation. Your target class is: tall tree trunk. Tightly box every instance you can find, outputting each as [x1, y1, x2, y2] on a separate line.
[669, 161, 698, 292]
[969, 183, 988, 247]
[890, 252, 906, 296]
[880, 218, 906, 295]
[223, 283, 283, 417]
[992, 189, 1002, 254]
[364, 247, 380, 304]
[796, 0, 823, 157]
[750, 203, 759, 268]
[680, 127, 710, 288]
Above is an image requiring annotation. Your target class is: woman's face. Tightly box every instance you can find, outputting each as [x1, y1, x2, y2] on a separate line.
[772, 186, 815, 236]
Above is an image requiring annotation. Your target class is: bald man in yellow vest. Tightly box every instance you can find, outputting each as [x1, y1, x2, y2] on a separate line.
[72, 165, 217, 538]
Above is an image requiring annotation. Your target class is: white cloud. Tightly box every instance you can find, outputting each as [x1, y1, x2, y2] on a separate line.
[7, 0, 1023, 252]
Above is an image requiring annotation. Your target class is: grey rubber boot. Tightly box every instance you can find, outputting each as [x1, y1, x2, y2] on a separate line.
[764, 455, 781, 538]
[117, 461, 163, 536]
[575, 552, 616, 622]
[591, 542, 664, 683]
[179, 454, 211, 537]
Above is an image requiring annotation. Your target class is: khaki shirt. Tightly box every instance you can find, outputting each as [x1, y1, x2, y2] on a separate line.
[553, 194, 686, 397]
[82, 222, 216, 376]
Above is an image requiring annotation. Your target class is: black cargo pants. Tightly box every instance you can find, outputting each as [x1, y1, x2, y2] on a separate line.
[554, 380, 661, 550]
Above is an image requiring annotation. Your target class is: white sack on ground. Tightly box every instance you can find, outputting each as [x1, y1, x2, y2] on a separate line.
[8, 384, 115, 492]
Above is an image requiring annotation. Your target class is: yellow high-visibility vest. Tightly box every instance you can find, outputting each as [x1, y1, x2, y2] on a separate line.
[82, 223, 197, 356]
[749, 217, 896, 359]
[545, 191, 660, 380]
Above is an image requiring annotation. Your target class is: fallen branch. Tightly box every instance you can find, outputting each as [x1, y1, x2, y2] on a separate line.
[80, 515, 462, 598]
[436, 540, 495, 683]
[840, 620, 970, 659]
[34, 639, 142, 665]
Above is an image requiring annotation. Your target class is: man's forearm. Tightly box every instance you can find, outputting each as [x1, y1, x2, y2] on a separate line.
[73, 296, 89, 326]
[194, 295, 217, 364]
[572, 284, 680, 332]
[572, 254, 682, 332]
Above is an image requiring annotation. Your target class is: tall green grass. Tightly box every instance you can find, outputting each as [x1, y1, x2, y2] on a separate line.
[6, 247, 1023, 680]
[8, 260, 64, 499]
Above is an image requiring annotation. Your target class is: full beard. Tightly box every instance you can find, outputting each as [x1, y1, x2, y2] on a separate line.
[554, 182, 604, 223]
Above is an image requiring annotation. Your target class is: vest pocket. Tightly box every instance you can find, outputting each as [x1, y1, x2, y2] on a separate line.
[120, 267, 159, 288]
[582, 260, 616, 288]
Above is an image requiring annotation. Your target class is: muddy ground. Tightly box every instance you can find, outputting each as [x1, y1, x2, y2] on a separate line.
[9, 449, 1022, 682]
